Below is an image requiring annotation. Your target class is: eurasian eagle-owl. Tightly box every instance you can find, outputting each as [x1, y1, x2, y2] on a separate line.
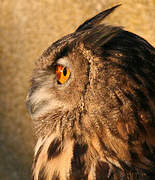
[26, 5, 155, 180]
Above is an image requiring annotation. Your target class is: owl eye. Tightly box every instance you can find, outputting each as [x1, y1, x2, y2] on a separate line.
[56, 65, 70, 84]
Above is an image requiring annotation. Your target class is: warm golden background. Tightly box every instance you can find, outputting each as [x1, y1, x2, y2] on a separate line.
[0, 0, 154, 179]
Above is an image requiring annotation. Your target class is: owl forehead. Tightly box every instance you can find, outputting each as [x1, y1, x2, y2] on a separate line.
[35, 34, 80, 70]
[35, 25, 122, 70]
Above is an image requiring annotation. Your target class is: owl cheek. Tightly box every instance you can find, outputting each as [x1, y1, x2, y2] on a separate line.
[26, 91, 68, 121]
[26, 86, 51, 117]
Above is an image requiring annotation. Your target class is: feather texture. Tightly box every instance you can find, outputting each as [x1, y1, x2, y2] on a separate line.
[27, 5, 155, 180]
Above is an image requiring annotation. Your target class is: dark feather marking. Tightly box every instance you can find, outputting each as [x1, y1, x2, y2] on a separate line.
[95, 161, 110, 180]
[133, 88, 151, 111]
[51, 172, 60, 180]
[130, 150, 139, 162]
[71, 143, 88, 179]
[99, 137, 117, 157]
[73, 143, 88, 155]
[38, 165, 46, 180]
[142, 142, 155, 163]
[31, 175, 34, 180]
[47, 138, 62, 160]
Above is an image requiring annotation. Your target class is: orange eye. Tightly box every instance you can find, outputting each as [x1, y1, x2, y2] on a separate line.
[56, 65, 70, 84]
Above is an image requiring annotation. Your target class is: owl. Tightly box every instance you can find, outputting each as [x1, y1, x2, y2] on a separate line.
[26, 5, 155, 180]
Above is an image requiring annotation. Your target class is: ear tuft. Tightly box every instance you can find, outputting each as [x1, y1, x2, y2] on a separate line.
[76, 4, 121, 32]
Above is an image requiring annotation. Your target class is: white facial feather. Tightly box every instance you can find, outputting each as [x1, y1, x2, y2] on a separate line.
[27, 87, 66, 120]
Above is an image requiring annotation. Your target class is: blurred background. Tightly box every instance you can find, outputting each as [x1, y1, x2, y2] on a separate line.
[0, 0, 154, 179]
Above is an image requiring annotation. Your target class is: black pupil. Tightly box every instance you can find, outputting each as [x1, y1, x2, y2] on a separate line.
[63, 67, 67, 76]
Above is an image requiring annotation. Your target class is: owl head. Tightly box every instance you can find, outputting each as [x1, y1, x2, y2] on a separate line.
[26, 5, 155, 179]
